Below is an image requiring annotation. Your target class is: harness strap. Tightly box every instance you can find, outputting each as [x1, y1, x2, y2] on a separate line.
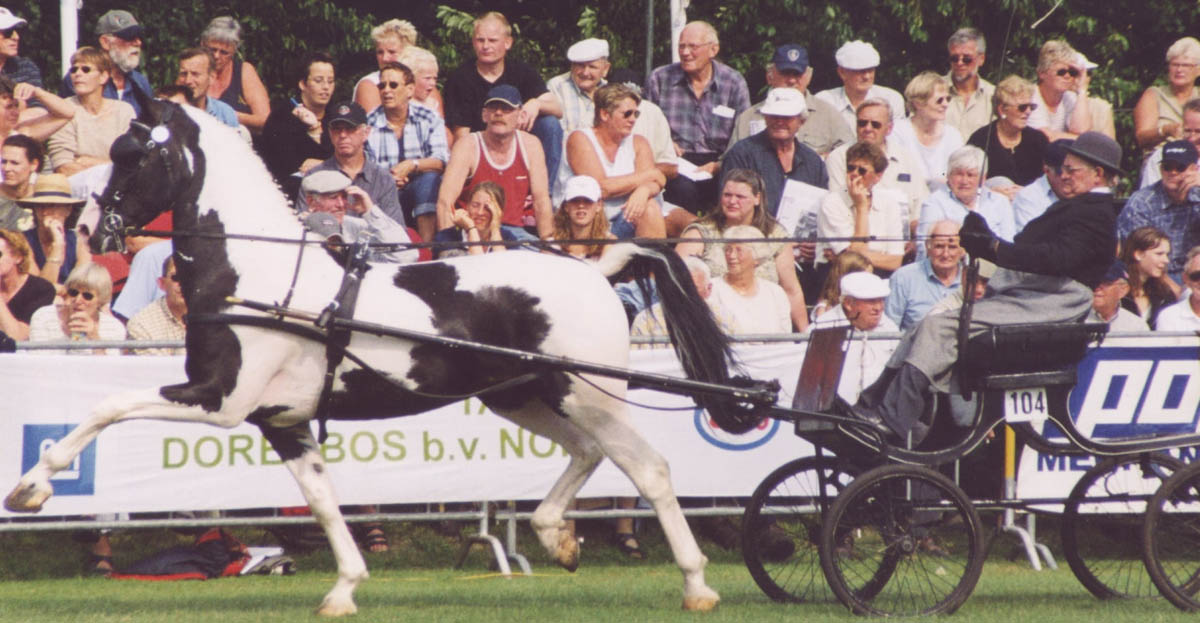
[313, 242, 372, 443]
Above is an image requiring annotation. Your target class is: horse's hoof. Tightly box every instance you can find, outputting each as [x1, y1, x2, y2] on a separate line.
[682, 595, 720, 612]
[3, 480, 51, 513]
[555, 531, 579, 573]
[315, 599, 357, 617]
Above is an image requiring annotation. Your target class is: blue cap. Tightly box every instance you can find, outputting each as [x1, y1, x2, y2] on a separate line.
[1100, 260, 1128, 284]
[772, 44, 809, 73]
[483, 84, 522, 109]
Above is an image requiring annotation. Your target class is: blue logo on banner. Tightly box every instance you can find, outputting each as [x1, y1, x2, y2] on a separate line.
[693, 408, 779, 450]
[21, 425, 96, 496]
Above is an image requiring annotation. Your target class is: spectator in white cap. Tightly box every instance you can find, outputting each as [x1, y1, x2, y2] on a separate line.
[299, 169, 417, 264]
[728, 44, 853, 157]
[60, 9, 153, 115]
[550, 174, 615, 260]
[815, 40, 905, 131]
[807, 270, 899, 402]
[547, 38, 610, 134]
[1073, 51, 1116, 140]
[722, 87, 828, 218]
[0, 7, 42, 92]
[708, 224, 794, 334]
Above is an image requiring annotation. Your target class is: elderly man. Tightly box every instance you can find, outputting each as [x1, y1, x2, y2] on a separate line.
[59, 9, 152, 114]
[630, 255, 733, 346]
[944, 28, 994, 140]
[1028, 40, 1092, 141]
[1087, 261, 1149, 332]
[299, 170, 416, 264]
[721, 88, 828, 217]
[0, 8, 41, 89]
[1120, 140, 1200, 284]
[885, 220, 964, 331]
[176, 47, 238, 128]
[727, 44, 852, 156]
[547, 38, 610, 134]
[1012, 138, 1074, 232]
[437, 85, 552, 239]
[848, 132, 1121, 442]
[647, 21, 750, 212]
[815, 40, 905, 131]
[364, 61, 448, 244]
[125, 255, 187, 355]
[809, 271, 899, 403]
[1140, 98, 1200, 189]
[297, 102, 404, 226]
[1156, 249, 1200, 331]
[443, 12, 562, 186]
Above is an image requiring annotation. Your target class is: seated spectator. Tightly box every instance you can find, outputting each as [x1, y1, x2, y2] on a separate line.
[1133, 37, 1200, 155]
[676, 169, 807, 330]
[890, 71, 964, 190]
[709, 225, 791, 335]
[28, 262, 124, 353]
[364, 61, 448, 243]
[0, 76, 78, 142]
[631, 255, 733, 346]
[1140, 98, 1200, 189]
[1120, 140, 1200, 283]
[48, 47, 136, 176]
[299, 170, 416, 264]
[927, 258, 996, 317]
[810, 249, 872, 322]
[1121, 226, 1179, 329]
[815, 40, 905, 130]
[562, 82, 666, 238]
[607, 69, 680, 221]
[297, 102, 404, 222]
[0, 8, 40, 90]
[436, 84, 553, 239]
[354, 19, 418, 114]
[1029, 40, 1091, 141]
[807, 271, 899, 404]
[59, 10, 151, 115]
[200, 16, 270, 133]
[259, 52, 335, 198]
[722, 87, 828, 217]
[944, 28, 994, 140]
[20, 173, 89, 285]
[817, 141, 907, 276]
[916, 146, 1015, 259]
[1076, 53, 1116, 140]
[433, 181, 514, 259]
[547, 38, 611, 135]
[175, 47, 238, 128]
[397, 46, 443, 117]
[968, 75, 1049, 188]
[548, 175, 614, 260]
[125, 255, 185, 355]
[885, 220, 964, 331]
[110, 239, 172, 321]
[1156, 248, 1200, 331]
[0, 228, 55, 340]
[0, 134, 40, 231]
[1012, 138, 1073, 232]
[1088, 261, 1149, 332]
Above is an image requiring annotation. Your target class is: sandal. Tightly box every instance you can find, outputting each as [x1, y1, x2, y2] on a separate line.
[86, 554, 114, 576]
[615, 533, 644, 560]
[362, 526, 389, 553]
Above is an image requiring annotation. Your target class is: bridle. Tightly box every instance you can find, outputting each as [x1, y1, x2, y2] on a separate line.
[94, 105, 178, 254]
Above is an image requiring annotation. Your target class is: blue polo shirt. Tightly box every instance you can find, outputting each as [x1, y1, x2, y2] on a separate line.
[60, 68, 154, 115]
[884, 258, 963, 331]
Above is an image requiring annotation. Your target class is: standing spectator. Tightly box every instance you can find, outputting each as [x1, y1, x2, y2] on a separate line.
[442, 12, 562, 190]
[1119, 140, 1200, 284]
[646, 21, 750, 213]
[810, 249, 872, 322]
[48, 47, 135, 176]
[0, 7, 41, 92]
[1156, 248, 1200, 331]
[727, 44, 852, 157]
[20, 174, 89, 285]
[28, 262, 124, 353]
[353, 19, 418, 114]
[1140, 99, 1200, 189]
[722, 88, 828, 217]
[397, 46, 443, 117]
[944, 28, 994, 140]
[890, 72, 963, 190]
[364, 61, 448, 243]
[125, 255, 185, 355]
[885, 220, 964, 331]
[817, 141, 907, 276]
[815, 40, 905, 130]
[808, 271, 899, 404]
[1087, 261, 1149, 332]
[175, 48, 238, 128]
[916, 146, 1015, 259]
[547, 38, 610, 135]
[433, 181, 513, 259]
[1028, 40, 1091, 141]
[200, 16, 270, 133]
[0, 134, 39, 231]
[0, 229, 55, 340]
[548, 174, 615, 261]
[968, 75, 1049, 187]
[1133, 37, 1200, 155]
[259, 52, 335, 197]
[1120, 226, 1179, 329]
[709, 225, 791, 334]
[435, 85, 553, 239]
[59, 10, 151, 115]
[1012, 138, 1074, 231]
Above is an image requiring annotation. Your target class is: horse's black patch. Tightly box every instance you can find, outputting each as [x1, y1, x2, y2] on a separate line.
[324, 369, 456, 419]
[390, 262, 571, 413]
[247, 405, 291, 425]
[254, 422, 316, 462]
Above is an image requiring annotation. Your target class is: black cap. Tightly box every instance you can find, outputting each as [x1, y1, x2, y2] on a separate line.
[326, 101, 367, 128]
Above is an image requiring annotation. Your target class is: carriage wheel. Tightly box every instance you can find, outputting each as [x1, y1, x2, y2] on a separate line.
[741, 456, 859, 603]
[1142, 461, 1200, 611]
[1062, 453, 1181, 599]
[818, 463, 984, 616]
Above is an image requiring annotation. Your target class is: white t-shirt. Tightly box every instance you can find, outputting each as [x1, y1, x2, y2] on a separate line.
[888, 118, 964, 190]
[1028, 88, 1078, 133]
[1155, 299, 1200, 332]
[816, 186, 908, 264]
[709, 278, 791, 335]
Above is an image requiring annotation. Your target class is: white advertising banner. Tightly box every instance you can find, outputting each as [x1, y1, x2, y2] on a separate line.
[0, 343, 824, 517]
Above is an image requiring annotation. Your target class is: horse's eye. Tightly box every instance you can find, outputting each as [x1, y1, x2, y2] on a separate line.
[110, 134, 146, 167]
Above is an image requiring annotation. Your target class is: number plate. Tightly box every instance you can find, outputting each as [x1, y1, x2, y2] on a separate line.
[1004, 388, 1048, 423]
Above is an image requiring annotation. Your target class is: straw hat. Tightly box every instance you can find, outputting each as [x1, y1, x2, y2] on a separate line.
[17, 173, 86, 207]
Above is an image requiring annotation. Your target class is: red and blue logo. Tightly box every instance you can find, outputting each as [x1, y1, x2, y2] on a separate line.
[693, 408, 779, 450]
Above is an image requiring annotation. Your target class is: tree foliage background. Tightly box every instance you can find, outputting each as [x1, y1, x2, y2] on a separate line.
[7, 0, 1200, 174]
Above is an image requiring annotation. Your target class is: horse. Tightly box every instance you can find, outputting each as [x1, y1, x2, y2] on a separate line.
[3, 93, 759, 615]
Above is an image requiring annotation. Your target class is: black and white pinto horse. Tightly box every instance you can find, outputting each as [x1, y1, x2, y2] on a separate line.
[4, 96, 758, 614]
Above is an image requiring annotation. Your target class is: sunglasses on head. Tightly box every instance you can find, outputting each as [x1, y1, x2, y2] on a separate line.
[949, 54, 974, 65]
[379, 80, 403, 90]
[66, 288, 96, 301]
[856, 119, 883, 129]
[1189, 271, 1200, 282]
[847, 164, 871, 175]
[68, 65, 94, 75]
[1162, 161, 1192, 173]
[1055, 67, 1081, 78]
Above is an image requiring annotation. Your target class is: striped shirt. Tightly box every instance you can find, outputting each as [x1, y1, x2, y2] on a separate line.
[364, 102, 450, 169]
[547, 72, 601, 134]
[646, 60, 749, 155]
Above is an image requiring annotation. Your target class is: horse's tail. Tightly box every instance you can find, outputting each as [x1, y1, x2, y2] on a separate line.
[597, 243, 767, 434]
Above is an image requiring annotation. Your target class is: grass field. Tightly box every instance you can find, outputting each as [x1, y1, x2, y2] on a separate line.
[0, 519, 1196, 622]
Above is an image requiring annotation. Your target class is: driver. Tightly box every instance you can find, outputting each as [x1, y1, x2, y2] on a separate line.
[846, 131, 1121, 443]
[299, 170, 418, 264]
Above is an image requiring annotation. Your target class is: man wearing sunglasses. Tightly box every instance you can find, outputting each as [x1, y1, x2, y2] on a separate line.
[1140, 99, 1200, 189]
[58, 10, 152, 115]
[1029, 39, 1092, 141]
[1155, 249, 1200, 331]
[1120, 139, 1200, 284]
[944, 28, 994, 140]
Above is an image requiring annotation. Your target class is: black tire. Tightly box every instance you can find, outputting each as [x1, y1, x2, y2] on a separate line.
[1062, 453, 1181, 599]
[1143, 460, 1200, 611]
[819, 463, 985, 616]
[741, 456, 858, 603]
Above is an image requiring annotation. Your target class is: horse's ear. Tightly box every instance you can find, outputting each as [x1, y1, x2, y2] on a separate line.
[132, 85, 159, 124]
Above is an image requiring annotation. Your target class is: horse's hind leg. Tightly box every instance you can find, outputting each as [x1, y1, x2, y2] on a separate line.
[260, 423, 366, 617]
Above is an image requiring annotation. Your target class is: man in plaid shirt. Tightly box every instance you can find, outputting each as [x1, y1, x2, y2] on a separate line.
[365, 61, 449, 243]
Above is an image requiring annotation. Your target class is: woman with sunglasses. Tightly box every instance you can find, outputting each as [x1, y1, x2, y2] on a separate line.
[0, 229, 55, 341]
[1133, 37, 1200, 154]
[967, 75, 1049, 187]
[1119, 226, 1180, 330]
[27, 262, 123, 354]
[889, 72, 963, 191]
[47, 47, 135, 176]
[1028, 40, 1092, 141]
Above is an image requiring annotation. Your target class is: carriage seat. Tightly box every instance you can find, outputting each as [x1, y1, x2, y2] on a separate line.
[962, 322, 1108, 390]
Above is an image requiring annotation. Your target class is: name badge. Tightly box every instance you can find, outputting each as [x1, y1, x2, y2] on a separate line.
[897, 173, 911, 182]
[748, 119, 766, 135]
[713, 105, 735, 119]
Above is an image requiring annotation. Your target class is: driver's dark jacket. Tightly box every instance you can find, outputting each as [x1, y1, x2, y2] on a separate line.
[994, 191, 1118, 289]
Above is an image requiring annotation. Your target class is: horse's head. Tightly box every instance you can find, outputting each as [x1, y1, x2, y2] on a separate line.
[91, 88, 202, 254]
